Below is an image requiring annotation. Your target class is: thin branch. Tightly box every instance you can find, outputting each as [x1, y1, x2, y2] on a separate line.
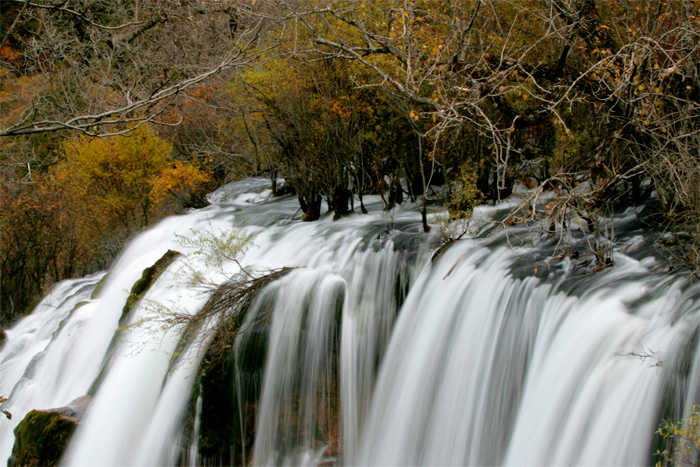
[0, 0, 31, 52]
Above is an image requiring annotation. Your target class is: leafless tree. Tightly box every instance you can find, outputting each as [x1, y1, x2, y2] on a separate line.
[281, 0, 698, 264]
[0, 0, 273, 137]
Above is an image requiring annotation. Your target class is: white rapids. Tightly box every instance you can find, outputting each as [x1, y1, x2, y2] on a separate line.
[1, 177, 698, 466]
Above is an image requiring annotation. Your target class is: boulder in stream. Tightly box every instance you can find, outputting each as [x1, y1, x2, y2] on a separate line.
[8, 396, 90, 467]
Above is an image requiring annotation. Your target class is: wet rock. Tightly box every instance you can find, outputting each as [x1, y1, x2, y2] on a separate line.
[8, 396, 90, 467]
[195, 326, 266, 466]
[121, 250, 180, 325]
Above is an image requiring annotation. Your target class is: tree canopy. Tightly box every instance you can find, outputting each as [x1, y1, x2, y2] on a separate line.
[1, 0, 699, 323]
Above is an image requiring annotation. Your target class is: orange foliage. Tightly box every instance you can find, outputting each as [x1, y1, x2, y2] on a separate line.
[46, 125, 211, 258]
[1, 125, 211, 322]
[150, 160, 212, 210]
[51, 125, 174, 233]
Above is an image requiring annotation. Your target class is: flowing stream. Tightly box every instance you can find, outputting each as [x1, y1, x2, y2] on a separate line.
[1, 178, 698, 466]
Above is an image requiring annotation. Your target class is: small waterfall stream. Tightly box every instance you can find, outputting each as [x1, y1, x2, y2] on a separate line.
[1, 178, 698, 466]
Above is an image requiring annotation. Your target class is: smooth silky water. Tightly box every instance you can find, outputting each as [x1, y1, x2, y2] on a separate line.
[1, 178, 698, 466]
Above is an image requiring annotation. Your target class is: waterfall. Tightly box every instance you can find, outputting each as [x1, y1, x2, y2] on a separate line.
[354, 241, 699, 465]
[1, 177, 698, 466]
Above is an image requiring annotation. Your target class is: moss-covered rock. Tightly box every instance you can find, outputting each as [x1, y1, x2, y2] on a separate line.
[8, 396, 90, 467]
[195, 312, 267, 466]
[121, 250, 180, 325]
[90, 273, 110, 299]
[174, 268, 292, 465]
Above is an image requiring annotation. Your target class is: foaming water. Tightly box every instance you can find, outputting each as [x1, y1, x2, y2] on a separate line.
[0, 274, 103, 463]
[0, 178, 698, 466]
[354, 240, 699, 465]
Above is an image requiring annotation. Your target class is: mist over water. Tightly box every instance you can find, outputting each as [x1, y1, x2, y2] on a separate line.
[1, 178, 698, 466]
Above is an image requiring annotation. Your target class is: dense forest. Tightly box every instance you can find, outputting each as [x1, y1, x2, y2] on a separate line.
[1, 0, 699, 325]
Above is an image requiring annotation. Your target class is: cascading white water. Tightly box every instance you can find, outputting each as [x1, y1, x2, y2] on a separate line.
[354, 241, 700, 466]
[0, 179, 276, 465]
[1, 177, 698, 466]
[0, 273, 103, 463]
